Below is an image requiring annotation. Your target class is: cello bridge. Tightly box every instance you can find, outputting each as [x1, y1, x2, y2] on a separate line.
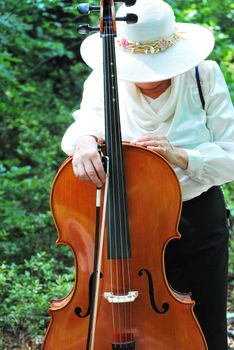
[103, 291, 139, 303]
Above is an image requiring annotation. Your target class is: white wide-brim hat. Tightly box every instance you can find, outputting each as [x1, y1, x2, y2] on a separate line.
[80, 0, 215, 82]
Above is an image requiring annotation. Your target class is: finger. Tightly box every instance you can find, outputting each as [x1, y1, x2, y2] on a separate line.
[98, 137, 105, 144]
[72, 157, 82, 177]
[83, 158, 103, 188]
[73, 157, 100, 185]
[131, 136, 150, 144]
[132, 134, 165, 143]
[147, 146, 167, 158]
[92, 156, 106, 183]
[131, 137, 152, 144]
[147, 146, 166, 154]
[72, 158, 90, 181]
[73, 162, 90, 181]
[137, 140, 165, 147]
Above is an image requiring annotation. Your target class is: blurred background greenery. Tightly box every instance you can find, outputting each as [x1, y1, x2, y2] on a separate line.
[0, 0, 233, 348]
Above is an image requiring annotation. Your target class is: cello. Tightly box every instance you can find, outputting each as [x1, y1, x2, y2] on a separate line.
[42, 1, 208, 349]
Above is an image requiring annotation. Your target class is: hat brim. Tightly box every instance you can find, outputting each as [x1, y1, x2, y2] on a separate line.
[80, 23, 215, 82]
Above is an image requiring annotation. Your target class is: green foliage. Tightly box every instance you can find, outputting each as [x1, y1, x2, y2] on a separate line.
[0, 252, 74, 336]
[0, 0, 89, 344]
[169, 0, 234, 98]
[0, 0, 233, 347]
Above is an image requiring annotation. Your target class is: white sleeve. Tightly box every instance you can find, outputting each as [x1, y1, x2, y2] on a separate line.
[61, 70, 105, 155]
[184, 61, 234, 186]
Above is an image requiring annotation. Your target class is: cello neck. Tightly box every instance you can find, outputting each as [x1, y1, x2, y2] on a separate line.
[101, 0, 131, 259]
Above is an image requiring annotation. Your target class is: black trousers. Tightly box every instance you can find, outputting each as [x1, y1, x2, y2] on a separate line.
[165, 186, 229, 350]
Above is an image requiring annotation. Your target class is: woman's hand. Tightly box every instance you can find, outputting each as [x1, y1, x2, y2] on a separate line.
[72, 135, 106, 187]
[131, 134, 188, 170]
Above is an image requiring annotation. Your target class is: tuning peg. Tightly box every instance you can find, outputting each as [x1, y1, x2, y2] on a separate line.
[78, 24, 100, 35]
[77, 3, 100, 15]
[116, 13, 138, 24]
[115, 0, 137, 6]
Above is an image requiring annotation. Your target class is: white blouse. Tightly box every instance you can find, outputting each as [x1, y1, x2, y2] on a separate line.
[61, 60, 234, 201]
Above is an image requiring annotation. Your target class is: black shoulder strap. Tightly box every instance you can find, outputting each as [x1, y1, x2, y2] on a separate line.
[195, 65, 205, 110]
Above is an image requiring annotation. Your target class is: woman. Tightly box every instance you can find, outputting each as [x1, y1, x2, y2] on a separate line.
[61, 1, 234, 349]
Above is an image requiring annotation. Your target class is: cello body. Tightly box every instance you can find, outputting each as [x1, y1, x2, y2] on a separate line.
[42, 145, 208, 349]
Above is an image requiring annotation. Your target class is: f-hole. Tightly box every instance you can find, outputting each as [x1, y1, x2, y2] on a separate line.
[74, 271, 103, 318]
[138, 268, 169, 314]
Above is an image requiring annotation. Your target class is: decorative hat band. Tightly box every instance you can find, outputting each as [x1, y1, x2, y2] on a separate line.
[117, 32, 182, 55]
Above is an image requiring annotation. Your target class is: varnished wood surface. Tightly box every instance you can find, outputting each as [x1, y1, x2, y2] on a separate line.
[42, 144, 208, 350]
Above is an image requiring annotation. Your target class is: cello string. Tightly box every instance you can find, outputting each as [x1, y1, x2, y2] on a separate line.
[114, 5, 134, 342]
[113, 34, 132, 336]
[111, 29, 133, 338]
[106, 28, 121, 338]
[106, 6, 128, 342]
[108, 9, 133, 340]
[108, 20, 124, 344]
[110, 42, 128, 344]
[106, 10, 124, 343]
[104, 13, 121, 340]
[108, 6, 129, 342]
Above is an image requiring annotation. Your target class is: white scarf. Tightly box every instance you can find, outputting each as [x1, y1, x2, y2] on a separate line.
[118, 73, 184, 140]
